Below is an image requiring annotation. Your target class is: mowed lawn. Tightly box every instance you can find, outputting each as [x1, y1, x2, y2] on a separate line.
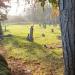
[2, 24, 64, 75]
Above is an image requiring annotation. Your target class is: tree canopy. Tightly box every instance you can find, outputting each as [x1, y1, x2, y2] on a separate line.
[37, 0, 58, 8]
[0, 0, 9, 8]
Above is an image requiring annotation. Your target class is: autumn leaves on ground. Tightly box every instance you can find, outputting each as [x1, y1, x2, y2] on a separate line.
[0, 24, 63, 75]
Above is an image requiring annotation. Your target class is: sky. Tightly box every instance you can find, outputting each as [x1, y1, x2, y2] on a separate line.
[8, 0, 34, 16]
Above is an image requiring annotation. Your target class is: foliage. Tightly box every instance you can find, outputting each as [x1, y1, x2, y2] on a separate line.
[0, 0, 9, 21]
[0, 0, 9, 8]
[0, 54, 11, 75]
[48, 0, 58, 6]
[0, 0, 10, 35]
[50, 6, 59, 18]
[37, 0, 58, 8]
[38, 0, 46, 7]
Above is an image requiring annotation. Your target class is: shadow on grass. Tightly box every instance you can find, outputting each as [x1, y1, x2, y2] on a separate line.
[3, 35, 63, 69]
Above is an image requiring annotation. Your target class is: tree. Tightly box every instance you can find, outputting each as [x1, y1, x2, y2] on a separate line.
[0, 0, 8, 37]
[0, 1, 11, 75]
[59, 0, 75, 75]
[0, 21, 3, 35]
[38, 0, 75, 75]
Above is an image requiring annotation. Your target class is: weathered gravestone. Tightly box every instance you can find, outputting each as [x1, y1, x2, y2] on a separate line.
[26, 26, 34, 42]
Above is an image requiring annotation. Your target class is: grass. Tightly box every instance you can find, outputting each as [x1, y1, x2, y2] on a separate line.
[2, 24, 63, 75]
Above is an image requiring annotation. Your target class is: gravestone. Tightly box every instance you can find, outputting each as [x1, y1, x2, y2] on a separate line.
[51, 29, 54, 33]
[26, 26, 34, 42]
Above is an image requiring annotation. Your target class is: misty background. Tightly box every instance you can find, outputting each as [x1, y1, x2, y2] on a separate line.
[5, 0, 59, 25]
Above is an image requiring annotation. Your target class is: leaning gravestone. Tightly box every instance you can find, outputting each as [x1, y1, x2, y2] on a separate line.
[51, 29, 54, 33]
[29, 26, 34, 41]
[26, 26, 34, 42]
[42, 33, 45, 37]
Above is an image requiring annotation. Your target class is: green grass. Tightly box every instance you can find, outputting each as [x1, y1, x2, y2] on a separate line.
[2, 24, 63, 75]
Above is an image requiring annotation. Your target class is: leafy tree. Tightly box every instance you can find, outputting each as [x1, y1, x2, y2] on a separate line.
[37, 0, 58, 8]
[0, 0, 9, 36]
[0, 1, 11, 75]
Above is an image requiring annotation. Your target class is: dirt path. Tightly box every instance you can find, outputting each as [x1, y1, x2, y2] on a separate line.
[8, 58, 33, 75]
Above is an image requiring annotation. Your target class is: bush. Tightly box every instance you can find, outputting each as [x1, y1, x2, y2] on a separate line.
[0, 55, 11, 75]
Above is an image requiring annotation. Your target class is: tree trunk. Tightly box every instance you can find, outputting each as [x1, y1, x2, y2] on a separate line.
[0, 22, 3, 35]
[59, 0, 75, 75]
[5, 25, 7, 32]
